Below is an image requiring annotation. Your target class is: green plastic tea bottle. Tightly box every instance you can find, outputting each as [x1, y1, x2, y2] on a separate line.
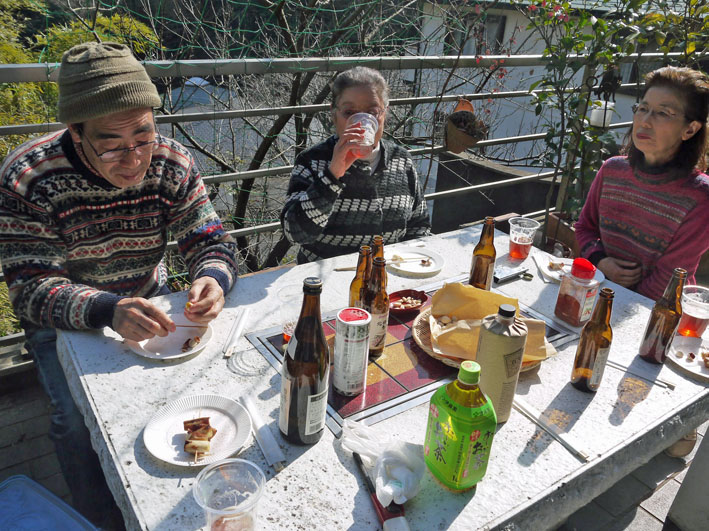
[423, 360, 497, 491]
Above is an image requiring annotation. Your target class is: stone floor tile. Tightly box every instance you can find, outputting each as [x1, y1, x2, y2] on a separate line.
[640, 478, 681, 523]
[607, 507, 663, 531]
[557, 500, 614, 531]
[0, 461, 33, 482]
[631, 451, 687, 489]
[37, 472, 71, 500]
[3, 398, 50, 426]
[30, 452, 62, 480]
[594, 475, 653, 517]
[0, 432, 54, 468]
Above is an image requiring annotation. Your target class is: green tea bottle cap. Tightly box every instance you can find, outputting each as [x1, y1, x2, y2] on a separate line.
[458, 360, 481, 385]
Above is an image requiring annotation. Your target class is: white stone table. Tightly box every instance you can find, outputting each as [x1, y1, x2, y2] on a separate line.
[57, 227, 709, 530]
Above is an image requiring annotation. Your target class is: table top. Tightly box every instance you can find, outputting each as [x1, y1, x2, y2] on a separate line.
[57, 227, 709, 531]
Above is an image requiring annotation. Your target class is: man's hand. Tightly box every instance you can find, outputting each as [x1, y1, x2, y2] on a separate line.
[113, 298, 176, 341]
[184, 277, 225, 323]
[597, 257, 643, 287]
[329, 122, 366, 178]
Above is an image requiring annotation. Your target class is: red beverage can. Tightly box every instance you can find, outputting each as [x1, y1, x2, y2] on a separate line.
[333, 308, 371, 396]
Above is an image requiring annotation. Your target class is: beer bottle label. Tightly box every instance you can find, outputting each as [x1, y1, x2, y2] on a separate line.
[589, 347, 611, 388]
[369, 311, 389, 349]
[278, 377, 291, 434]
[285, 336, 298, 359]
[304, 388, 328, 436]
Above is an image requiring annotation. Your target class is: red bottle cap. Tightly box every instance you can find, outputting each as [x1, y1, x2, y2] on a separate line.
[570, 258, 596, 280]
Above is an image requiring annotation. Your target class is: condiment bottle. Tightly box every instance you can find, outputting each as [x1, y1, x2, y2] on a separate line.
[554, 258, 599, 327]
[371, 235, 384, 261]
[469, 216, 496, 290]
[571, 287, 614, 392]
[638, 267, 686, 364]
[349, 245, 372, 308]
[363, 257, 389, 358]
[424, 360, 497, 491]
[474, 304, 528, 423]
[279, 277, 331, 445]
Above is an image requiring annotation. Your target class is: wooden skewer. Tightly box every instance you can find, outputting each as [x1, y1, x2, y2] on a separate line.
[174, 324, 208, 329]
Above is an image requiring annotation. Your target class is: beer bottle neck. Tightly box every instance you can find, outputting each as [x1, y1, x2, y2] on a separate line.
[479, 220, 495, 245]
[660, 272, 685, 306]
[592, 295, 613, 326]
[370, 264, 387, 291]
[299, 292, 322, 321]
[355, 251, 371, 277]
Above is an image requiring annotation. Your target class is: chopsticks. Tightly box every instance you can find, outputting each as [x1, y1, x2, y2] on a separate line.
[174, 324, 208, 329]
[334, 255, 429, 272]
[513, 397, 590, 462]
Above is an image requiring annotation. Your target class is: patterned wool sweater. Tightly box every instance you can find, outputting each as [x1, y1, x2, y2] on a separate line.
[575, 156, 709, 300]
[281, 136, 431, 263]
[0, 130, 238, 332]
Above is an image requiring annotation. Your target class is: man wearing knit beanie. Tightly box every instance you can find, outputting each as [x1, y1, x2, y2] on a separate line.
[0, 42, 238, 529]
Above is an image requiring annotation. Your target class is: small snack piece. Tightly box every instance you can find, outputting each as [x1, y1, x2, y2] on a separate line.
[184, 417, 217, 458]
[181, 335, 201, 353]
[438, 315, 452, 325]
[420, 258, 432, 267]
[185, 301, 193, 310]
[675, 350, 684, 359]
[548, 260, 565, 271]
[391, 296, 422, 310]
[701, 351, 709, 368]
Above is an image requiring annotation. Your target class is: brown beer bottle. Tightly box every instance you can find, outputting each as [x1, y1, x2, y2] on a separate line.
[638, 268, 686, 364]
[279, 277, 331, 444]
[371, 235, 384, 261]
[349, 245, 372, 308]
[571, 287, 614, 392]
[363, 257, 389, 358]
[469, 216, 496, 290]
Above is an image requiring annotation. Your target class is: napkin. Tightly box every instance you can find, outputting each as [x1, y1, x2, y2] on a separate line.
[428, 283, 555, 362]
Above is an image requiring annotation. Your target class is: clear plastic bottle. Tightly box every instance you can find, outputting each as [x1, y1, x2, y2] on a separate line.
[554, 258, 599, 327]
[423, 361, 497, 491]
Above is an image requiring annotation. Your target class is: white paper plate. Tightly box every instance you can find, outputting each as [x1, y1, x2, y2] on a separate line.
[532, 255, 605, 284]
[124, 314, 213, 360]
[667, 335, 709, 382]
[143, 394, 252, 467]
[385, 246, 444, 277]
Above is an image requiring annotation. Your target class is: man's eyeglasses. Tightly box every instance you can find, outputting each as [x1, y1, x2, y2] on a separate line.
[82, 131, 161, 162]
[631, 103, 687, 123]
[336, 107, 386, 119]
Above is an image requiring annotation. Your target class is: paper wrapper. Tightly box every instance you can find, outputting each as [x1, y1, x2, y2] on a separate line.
[428, 283, 556, 363]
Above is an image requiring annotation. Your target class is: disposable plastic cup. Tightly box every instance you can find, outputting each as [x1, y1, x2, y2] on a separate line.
[677, 285, 709, 338]
[346, 112, 378, 157]
[508, 217, 540, 260]
[193, 458, 266, 531]
[276, 284, 303, 343]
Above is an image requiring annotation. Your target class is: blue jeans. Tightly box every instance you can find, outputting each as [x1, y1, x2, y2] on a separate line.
[26, 328, 118, 524]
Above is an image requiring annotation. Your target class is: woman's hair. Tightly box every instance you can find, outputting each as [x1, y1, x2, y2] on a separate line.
[331, 67, 389, 109]
[624, 66, 709, 172]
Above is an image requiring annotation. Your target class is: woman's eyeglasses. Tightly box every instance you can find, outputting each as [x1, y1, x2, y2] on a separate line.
[632, 103, 687, 123]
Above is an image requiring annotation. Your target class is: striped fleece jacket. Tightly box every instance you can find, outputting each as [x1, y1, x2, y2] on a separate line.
[281, 136, 431, 263]
[0, 130, 238, 332]
[575, 156, 709, 300]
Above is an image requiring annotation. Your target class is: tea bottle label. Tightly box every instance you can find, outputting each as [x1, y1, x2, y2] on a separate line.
[369, 311, 388, 349]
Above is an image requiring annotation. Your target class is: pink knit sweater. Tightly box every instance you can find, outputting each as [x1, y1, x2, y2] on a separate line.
[575, 156, 709, 300]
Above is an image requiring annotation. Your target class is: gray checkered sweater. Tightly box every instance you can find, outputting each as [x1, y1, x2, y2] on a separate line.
[281, 136, 431, 263]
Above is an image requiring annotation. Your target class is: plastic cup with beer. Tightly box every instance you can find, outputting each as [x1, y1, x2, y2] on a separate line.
[508, 217, 540, 260]
[345, 112, 378, 158]
[193, 458, 266, 531]
[276, 283, 303, 343]
[677, 285, 709, 338]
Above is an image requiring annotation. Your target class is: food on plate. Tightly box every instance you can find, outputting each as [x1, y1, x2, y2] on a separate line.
[420, 258, 432, 266]
[391, 296, 422, 310]
[184, 417, 217, 457]
[548, 260, 566, 271]
[675, 350, 684, 359]
[181, 335, 202, 352]
[701, 350, 709, 368]
[437, 315, 457, 326]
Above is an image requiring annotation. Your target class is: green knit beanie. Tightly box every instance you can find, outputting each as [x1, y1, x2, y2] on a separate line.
[57, 41, 161, 124]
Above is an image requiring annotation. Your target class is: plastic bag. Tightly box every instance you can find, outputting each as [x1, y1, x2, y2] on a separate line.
[341, 420, 425, 506]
